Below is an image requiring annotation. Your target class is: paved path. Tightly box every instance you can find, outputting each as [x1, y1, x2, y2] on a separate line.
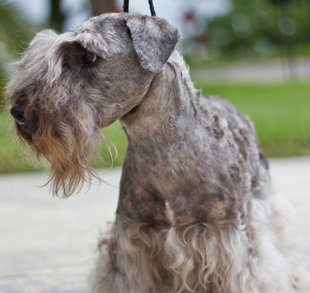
[0, 158, 309, 292]
[190, 57, 310, 83]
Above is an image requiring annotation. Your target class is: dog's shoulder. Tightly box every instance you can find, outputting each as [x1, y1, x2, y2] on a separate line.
[197, 95, 254, 133]
[196, 95, 268, 169]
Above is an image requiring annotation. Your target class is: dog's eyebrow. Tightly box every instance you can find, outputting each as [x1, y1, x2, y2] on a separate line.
[71, 28, 121, 60]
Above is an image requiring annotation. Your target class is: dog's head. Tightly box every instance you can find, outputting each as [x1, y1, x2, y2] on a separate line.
[6, 13, 180, 196]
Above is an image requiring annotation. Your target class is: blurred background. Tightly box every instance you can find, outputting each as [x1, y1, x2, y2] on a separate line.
[0, 0, 310, 172]
[0, 1, 309, 292]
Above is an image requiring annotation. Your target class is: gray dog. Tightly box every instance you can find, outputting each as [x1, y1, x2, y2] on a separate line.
[7, 13, 302, 293]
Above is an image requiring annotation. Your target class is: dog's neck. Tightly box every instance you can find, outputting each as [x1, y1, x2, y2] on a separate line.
[120, 52, 201, 192]
[120, 51, 200, 145]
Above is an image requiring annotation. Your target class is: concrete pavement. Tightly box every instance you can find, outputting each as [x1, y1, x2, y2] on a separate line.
[0, 158, 309, 292]
[0, 169, 121, 293]
[190, 57, 310, 83]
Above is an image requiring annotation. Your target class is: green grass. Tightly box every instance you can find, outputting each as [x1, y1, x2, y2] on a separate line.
[1, 81, 309, 173]
[0, 113, 36, 173]
[197, 82, 310, 157]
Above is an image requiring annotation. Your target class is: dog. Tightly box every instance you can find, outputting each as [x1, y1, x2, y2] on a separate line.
[6, 13, 303, 292]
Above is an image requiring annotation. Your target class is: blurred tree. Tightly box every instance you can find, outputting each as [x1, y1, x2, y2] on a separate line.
[0, 1, 35, 53]
[0, 1, 35, 107]
[203, 0, 310, 57]
[268, 0, 294, 4]
[90, 0, 116, 16]
[48, 0, 66, 32]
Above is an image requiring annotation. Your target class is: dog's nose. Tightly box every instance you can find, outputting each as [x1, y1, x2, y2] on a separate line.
[10, 104, 26, 125]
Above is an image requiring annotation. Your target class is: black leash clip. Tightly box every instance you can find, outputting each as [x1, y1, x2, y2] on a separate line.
[123, 0, 156, 16]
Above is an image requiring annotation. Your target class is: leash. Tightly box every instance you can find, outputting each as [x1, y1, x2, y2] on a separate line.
[123, 0, 156, 16]
[148, 0, 156, 16]
[123, 0, 129, 13]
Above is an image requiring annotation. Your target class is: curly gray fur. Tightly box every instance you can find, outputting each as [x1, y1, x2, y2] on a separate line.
[6, 13, 304, 293]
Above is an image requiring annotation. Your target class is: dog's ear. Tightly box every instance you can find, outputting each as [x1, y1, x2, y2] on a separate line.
[125, 16, 181, 73]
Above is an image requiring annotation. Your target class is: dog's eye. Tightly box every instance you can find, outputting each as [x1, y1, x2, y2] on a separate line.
[82, 51, 97, 65]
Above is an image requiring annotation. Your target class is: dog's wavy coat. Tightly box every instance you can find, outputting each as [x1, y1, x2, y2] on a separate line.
[7, 13, 303, 292]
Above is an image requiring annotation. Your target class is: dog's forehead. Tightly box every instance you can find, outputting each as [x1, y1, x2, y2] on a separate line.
[72, 13, 126, 57]
[76, 13, 117, 31]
